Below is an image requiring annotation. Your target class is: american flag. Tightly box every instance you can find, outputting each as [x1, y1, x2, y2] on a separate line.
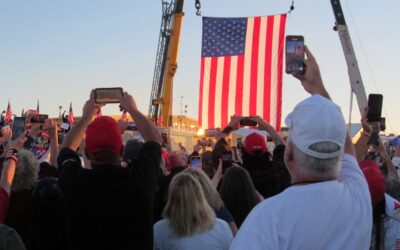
[68, 102, 74, 124]
[198, 15, 286, 130]
[5, 100, 13, 123]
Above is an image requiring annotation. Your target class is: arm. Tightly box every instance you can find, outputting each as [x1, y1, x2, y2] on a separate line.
[354, 107, 371, 161]
[120, 92, 162, 144]
[217, 115, 242, 141]
[251, 116, 284, 146]
[293, 46, 330, 100]
[61, 91, 100, 151]
[45, 119, 59, 167]
[211, 159, 223, 188]
[0, 132, 27, 195]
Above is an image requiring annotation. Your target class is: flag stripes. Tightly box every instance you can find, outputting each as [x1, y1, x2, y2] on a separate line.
[199, 14, 286, 130]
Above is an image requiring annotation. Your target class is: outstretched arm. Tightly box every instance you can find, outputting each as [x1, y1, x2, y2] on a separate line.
[61, 91, 100, 151]
[120, 92, 162, 145]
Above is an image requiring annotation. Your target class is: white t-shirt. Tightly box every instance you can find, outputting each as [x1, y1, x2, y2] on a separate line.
[375, 194, 400, 250]
[154, 218, 233, 250]
[230, 154, 372, 250]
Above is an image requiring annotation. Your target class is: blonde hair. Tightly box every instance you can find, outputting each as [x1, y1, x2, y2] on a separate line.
[163, 173, 215, 237]
[185, 168, 224, 210]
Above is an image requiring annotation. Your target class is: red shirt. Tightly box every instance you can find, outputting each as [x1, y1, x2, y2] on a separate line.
[0, 187, 9, 223]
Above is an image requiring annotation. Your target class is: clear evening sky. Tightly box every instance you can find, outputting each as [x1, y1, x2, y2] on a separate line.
[0, 1, 398, 134]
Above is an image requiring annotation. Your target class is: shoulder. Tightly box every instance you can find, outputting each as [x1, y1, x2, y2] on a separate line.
[57, 148, 81, 169]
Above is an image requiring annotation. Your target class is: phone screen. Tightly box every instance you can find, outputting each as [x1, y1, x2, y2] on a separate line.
[190, 156, 201, 168]
[31, 114, 48, 123]
[239, 118, 257, 127]
[12, 117, 26, 140]
[367, 94, 383, 122]
[94, 88, 123, 104]
[126, 122, 137, 131]
[286, 36, 305, 74]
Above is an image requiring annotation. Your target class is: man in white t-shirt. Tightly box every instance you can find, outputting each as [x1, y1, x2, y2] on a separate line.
[230, 47, 372, 250]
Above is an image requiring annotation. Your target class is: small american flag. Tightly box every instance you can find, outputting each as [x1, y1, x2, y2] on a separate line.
[198, 15, 286, 130]
[5, 100, 13, 123]
[68, 102, 74, 124]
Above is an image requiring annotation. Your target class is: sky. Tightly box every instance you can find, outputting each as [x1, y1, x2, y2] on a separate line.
[0, 0, 399, 134]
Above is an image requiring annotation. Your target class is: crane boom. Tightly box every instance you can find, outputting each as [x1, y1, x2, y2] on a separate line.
[149, 0, 184, 127]
[330, 0, 368, 114]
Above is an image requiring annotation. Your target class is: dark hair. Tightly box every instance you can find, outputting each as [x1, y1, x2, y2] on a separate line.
[372, 198, 386, 250]
[219, 166, 260, 228]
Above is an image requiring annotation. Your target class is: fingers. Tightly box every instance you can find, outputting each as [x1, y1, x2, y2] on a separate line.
[304, 45, 315, 62]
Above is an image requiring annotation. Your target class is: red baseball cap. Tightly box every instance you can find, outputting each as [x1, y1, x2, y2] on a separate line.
[85, 116, 123, 160]
[244, 133, 267, 156]
[359, 160, 386, 206]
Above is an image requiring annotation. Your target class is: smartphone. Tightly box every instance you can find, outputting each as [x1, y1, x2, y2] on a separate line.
[240, 117, 257, 127]
[126, 122, 138, 131]
[231, 146, 239, 162]
[380, 117, 386, 132]
[367, 94, 383, 122]
[12, 117, 26, 140]
[190, 156, 202, 168]
[197, 139, 211, 147]
[286, 35, 305, 74]
[30, 114, 48, 124]
[205, 129, 218, 137]
[367, 132, 380, 146]
[94, 87, 123, 104]
[221, 151, 233, 162]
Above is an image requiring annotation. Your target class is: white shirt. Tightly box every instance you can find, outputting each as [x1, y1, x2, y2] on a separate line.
[377, 194, 400, 250]
[154, 218, 233, 250]
[230, 154, 372, 250]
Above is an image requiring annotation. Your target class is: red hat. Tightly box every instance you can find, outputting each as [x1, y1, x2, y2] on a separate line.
[85, 116, 123, 159]
[359, 160, 386, 206]
[244, 133, 267, 156]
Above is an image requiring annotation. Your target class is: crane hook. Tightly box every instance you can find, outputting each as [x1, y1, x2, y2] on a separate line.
[195, 0, 201, 16]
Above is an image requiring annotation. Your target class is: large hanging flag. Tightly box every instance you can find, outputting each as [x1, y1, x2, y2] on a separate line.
[198, 14, 286, 130]
[68, 102, 75, 124]
[5, 100, 13, 123]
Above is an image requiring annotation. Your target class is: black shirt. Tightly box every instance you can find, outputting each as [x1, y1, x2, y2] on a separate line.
[58, 142, 161, 250]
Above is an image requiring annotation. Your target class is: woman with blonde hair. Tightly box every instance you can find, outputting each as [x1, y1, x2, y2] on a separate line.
[153, 173, 233, 250]
[185, 167, 238, 235]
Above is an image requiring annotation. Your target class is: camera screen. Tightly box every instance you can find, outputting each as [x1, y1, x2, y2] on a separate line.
[94, 88, 123, 104]
[286, 36, 304, 74]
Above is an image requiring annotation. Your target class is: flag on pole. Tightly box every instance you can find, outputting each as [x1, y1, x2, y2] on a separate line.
[37, 100, 40, 113]
[198, 14, 286, 130]
[68, 102, 75, 124]
[5, 100, 13, 123]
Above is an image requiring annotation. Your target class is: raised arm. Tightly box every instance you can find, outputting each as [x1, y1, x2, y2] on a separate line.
[120, 92, 162, 145]
[45, 119, 59, 167]
[354, 107, 371, 161]
[61, 91, 100, 151]
[250, 116, 284, 146]
[0, 132, 27, 195]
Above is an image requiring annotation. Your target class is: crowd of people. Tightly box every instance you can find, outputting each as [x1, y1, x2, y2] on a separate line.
[0, 46, 400, 250]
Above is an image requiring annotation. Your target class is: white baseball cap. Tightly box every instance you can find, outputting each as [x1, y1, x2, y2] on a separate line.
[285, 94, 347, 159]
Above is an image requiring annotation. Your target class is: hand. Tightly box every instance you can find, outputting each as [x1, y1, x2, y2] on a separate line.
[120, 92, 138, 113]
[118, 120, 128, 135]
[1, 126, 12, 142]
[293, 46, 326, 97]
[44, 119, 58, 139]
[250, 116, 270, 131]
[215, 159, 223, 177]
[8, 130, 27, 151]
[227, 115, 242, 130]
[361, 107, 372, 134]
[82, 90, 101, 119]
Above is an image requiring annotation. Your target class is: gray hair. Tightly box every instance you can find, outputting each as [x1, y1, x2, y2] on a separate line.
[292, 141, 341, 179]
[11, 149, 40, 193]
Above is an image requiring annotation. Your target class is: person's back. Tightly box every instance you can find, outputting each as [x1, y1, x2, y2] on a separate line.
[58, 91, 162, 250]
[154, 218, 232, 250]
[231, 47, 372, 250]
